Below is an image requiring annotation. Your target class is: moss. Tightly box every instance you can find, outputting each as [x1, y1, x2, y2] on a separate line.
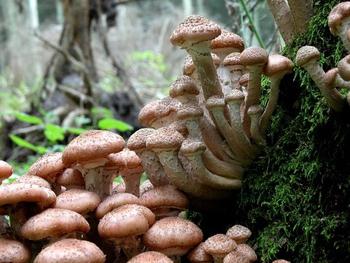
[232, 1, 350, 262]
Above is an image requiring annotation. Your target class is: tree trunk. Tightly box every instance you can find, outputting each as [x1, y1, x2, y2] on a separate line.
[288, 0, 313, 33]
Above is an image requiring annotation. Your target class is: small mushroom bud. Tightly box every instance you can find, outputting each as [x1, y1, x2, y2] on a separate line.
[203, 234, 237, 263]
[226, 225, 252, 244]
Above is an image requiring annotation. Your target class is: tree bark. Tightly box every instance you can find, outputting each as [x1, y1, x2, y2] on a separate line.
[288, 0, 313, 34]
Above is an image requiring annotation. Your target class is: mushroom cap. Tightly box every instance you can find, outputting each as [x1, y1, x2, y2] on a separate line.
[203, 234, 237, 257]
[0, 160, 13, 181]
[15, 175, 51, 189]
[206, 95, 226, 109]
[169, 76, 199, 98]
[143, 217, 203, 256]
[0, 238, 30, 263]
[98, 204, 155, 239]
[223, 252, 250, 263]
[140, 185, 188, 211]
[226, 225, 252, 244]
[28, 153, 65, 182]
[62, 130, 125, 166]
[263, 54, 293, 77]
[187, 242, 212, 263]
[324, 68, 339, 87]
[138, 97, 180, 127]
[235, 244, 257, 262]
[180, 139, 206, 155]
[239, 73, 249, 87]
[211, 30, 245, 52]
[96, 193, 140, 219]
[272, 260, 291, 263]
[127, 128, 155, 152]
[127, 251, 173, 263]
[21, 208, 90, 240]
[54, 189, 101, 215]
[0, 183, 56, 208]
[170, 15, 221, 47]
[107, 149, 142, 170]
[240, 47, 268, 66]
[328, 2, 350, 35]
[225, 89, 245, 103]
[223, 53, 242, 67]
[34, 238, 105, 263]
[295, 46, 320, 67]
[177, 105, 204, 121]
[337, 55, 350, 81]
[146, 127, 185, 151]
[56, 168, 84, 187]
[247, 105, 263, 116]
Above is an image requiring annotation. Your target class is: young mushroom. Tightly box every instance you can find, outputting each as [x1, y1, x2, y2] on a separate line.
[56, 168, 85, 190]
[226, 225, 252, 244]
[0, 238, 30, 263]
[203, 234, 237, 263]
[127, 251, 173, 263]
[187, 242, 213, 263]
[328, 2, 350, 52]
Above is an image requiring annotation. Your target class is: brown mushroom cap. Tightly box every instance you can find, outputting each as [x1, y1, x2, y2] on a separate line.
[183, 55, 196, 76]
[54, 189, 101, 215]
[235, 244, 257, 262]
[263, 54, 293, 77]
[0, 238, 30, 263]
[203, 234, 237, 258]
[15, 175, 51, 189]
[140, 185, 188, 211]
[187, 242, 213, 263]
[324, 68, 339, 87]
[98, 204, 155, 239]
[0, 183, 56, 208]
[328, 2, 350, 35]
[170, 15, 221, 47]
[21, 208, 90, 240]
[226, 225, 252, 244]
[146, 127, 184, 152]
[143, 217, 203, 256]
[62, 130, 125, 166]
[177, 105, 204, 121]
[169, 76, 199, 98]
[239, 73, 249, 87]
[295, 46, 320, 67]
[223, 53, 242, 67]
[180, 140, 206, 155]
[28, 153, 65, 182]
[127, 128, 155, 152]
[96, 193, 140, 219]
[211, 30, 245, 52]
[127, 251, 173, 263]
[337, 55, 350, 81]
[225, 89, 245, 103]
[0, 160, 13, 181]
[206, 96, 226, 109]
[240, 47, 268, 66]
[271, 260, 291, 263]
[34, 238, 105, 263]
[223, 252, 250, 263]
[56, 168, 84, 188]
[107, 149, 142, 170]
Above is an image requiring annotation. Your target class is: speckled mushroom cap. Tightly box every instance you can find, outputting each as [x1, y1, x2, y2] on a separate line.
[138, 97, 180, 127]
[183, 55, 196, 76]
[54, 189, 101, 215]
[206, 95, 226, 109]
[263, 54, 293, 77]
[187, 242, 212, 263]
[0, 160, 12, 182]
[96, 193, 140, 219]
[127, 128, 155, 152]
[62, 130, 125, 166]
[34, 238, 105, 263]
[28, 152, 65, 182]
[169, 75, 199, 98]
[240, 47, 268, 66]
[324, 68, 339, 87]
[0, 183, 56, 208]
[211, 30, 245, 52]
[337, 55, 350, 81]
[226, 225, 252, 244]
[328, 2, 350, 35]
[98, 204, 155, 239]
[223, 53, 242, 67]
[15, 175, 51, 189]
[225, 89, 245, 103]
[295, 46, 320, 67]
[107, 149, 142, 170]
[170, 15, 221, 47]
[203, 234, 237, 258]
[146, 127, 185, 152]
[271, 260, 291, 263]
[177, 105, 204, 121]
[239, 73, 249, 87]
[21, 208, 90, 240]
[0, 238, 30, 263]
[247, 105, 263, 116]
[127, 251, 173, 263]
[180, 139, 206, 156]
[235, 244, 257, 262]
[143, 217, 203, 256]
[56, 168, 84, 188]
[223, 252, 250, 263]
[140, 185, 188, 211]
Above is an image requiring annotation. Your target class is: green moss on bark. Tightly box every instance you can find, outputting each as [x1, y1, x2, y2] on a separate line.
[233, 1, 350, 262]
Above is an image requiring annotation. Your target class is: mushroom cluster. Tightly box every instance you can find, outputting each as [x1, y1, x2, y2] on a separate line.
[296, 2, 350, 112]
[134, 15, 293, 200]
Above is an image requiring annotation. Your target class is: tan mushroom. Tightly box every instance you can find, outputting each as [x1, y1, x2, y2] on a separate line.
[234, 244, 257, 262]
[203, 234, 237, 263]
[56, 168, 84, 190]
[127, 251, 172, 263]
[187, 242, 213, 263]
[15, 175, 51, 189]
[0, 238, 30, 263]
[328, 2, 350, 52]
[226, 225, 252, 244]
[0, 160, 12, 184]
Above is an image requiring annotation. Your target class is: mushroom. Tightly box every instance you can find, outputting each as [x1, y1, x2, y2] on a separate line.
[140, 185, 188, 219]
[328, 2, 350, 52]
[139, 179, 154, 196]
[247, 105, 265, 145]
[234, 244, 257, 262]
[271, 260, 291, 263]
[15, 174, 51, 189]
[98, 204, 155, 259]
[0, 238, 30, 263]
[21, 208, 90, 242]
[322, 68, 347, 111]
[211, 30, 245, 62]
[223, 53, 245, 91]
[62, 130, 125, 198]
[127, 251, 173, 263]
[203, 234, 237, 263]
[34, 238, 105, 263]
[223, 252, 249, 263]
[187, 242, 213, 263]
[0, 160, 12, 184]
[226, 225, 252, 244]
[56, 168, 84, 190]
[143, 217, 203, 262]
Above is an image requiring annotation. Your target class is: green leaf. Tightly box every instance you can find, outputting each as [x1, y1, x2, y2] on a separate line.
[9, 134, 47, 154]
[14, 112, 43, 125]
[91, 107, 113, 119]
[44, 124, 65, 142]
[98, 118, 133, 132]
[66, 127, 87, 135]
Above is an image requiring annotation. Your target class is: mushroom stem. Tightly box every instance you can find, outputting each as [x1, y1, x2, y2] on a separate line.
[81, 167, 114, 199]
[338, 17, 350, 52]
[120, 169, 142, 197]
[303, 62, 325, 88]
[138, 151, 169, 186]
[248, 105, 266, 145]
